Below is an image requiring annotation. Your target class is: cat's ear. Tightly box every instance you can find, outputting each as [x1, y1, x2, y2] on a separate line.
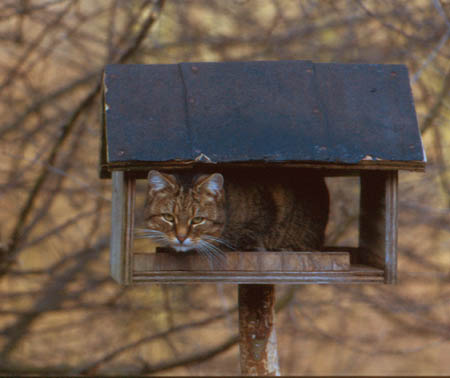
[194, 173, 224, 197]
[148, 170, 177, 192]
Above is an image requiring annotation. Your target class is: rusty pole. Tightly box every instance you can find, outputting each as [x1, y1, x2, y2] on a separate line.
[238, 284, 280, 376]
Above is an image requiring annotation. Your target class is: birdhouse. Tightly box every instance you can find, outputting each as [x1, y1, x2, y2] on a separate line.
[100, 60, 425, 286]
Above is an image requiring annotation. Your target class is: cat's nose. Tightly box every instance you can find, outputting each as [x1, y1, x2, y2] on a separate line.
[176, 234, 187, 243]
[176, 227, 188, 243]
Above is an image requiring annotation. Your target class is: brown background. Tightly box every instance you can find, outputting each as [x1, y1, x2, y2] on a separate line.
[0, 0, 449, 375]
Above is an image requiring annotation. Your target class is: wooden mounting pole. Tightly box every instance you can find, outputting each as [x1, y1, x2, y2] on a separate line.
[238, 284, 280, 376]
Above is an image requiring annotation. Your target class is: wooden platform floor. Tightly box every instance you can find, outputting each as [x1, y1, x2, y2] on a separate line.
[132, 251, 384, 284]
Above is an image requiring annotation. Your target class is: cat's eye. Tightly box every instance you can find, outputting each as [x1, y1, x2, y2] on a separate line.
[191, 216, 204, 225]
[162, 213, 175, 222]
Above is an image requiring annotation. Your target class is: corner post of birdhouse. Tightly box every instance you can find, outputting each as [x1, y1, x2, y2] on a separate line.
[238, 284, 280, 376]
[359, 170, 398, 284]
[110, 171, 136, 285]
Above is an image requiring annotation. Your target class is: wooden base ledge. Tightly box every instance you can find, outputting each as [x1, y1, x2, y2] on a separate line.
[134, 251, 350, 272]
[132, 265, 384, 284]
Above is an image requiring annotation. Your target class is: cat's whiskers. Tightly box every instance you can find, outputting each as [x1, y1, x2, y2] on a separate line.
[194, 246, 216, 270]
[196, 242, 226, 269]
[134, 229, 169, 245]
[197, 239, 226, 267]
[134, 236, 169, 246]
[202, 240, 225, 258]
[202, 235, 235, 250]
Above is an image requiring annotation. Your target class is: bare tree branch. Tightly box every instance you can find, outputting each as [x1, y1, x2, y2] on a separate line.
[1, 0, 166, 277]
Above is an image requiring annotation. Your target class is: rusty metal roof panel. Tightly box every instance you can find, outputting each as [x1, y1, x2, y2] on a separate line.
[102, 61, 425, 171]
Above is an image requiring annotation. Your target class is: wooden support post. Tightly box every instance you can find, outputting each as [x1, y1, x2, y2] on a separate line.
[110, 171, 135, 285]
[359, 170, 398, 283]
[238, 284, 280, 376]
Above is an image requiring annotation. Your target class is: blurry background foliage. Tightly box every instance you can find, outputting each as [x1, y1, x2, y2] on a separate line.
[0, 0, 449, 375]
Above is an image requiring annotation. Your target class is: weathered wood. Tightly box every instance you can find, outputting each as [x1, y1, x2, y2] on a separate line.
[359, 171, 398, 283]
[110, 171, 124, 283]
[103, 61, 423, 288]
[239, 285, 279, 376]
[110, 172, 135, 284]
[100, 159, 425, 180]
[133, 251, 350, 272]
[384, 171, 398, 283]
[132, 264, 384, 284]
[100, 87, 109, 179]
[102, 62, 425, 172]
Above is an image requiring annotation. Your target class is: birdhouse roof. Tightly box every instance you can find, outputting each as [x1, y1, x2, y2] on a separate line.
[100, 60, 425, 177]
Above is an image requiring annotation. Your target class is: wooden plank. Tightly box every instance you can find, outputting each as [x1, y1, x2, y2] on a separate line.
[101, 159, 425, 178]
[110, 172, 135, 285]
[125, 173, 136, 284]
[385, 171, 398, 283]
[133, 251, 350, 272]
[359, 171, 398, 283]
[100, 74, 110, 179]
[110, 171, 124, 283]
[131, 265, 384, 285]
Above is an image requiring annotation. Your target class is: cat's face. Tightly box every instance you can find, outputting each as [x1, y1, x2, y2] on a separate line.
[142, 170, 226, 253]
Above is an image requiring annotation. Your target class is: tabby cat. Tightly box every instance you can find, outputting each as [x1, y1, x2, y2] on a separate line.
[139, 168, 329, 260]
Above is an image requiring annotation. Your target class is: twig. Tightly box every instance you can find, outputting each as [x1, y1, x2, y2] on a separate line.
[0, 238, 108, 362]
[432, 122, 450, 205]
[0, 70, 99, 139]
[139, 334, 240, 375]
[78, 286, 296, 375]
[411, 29, 450, 84]
[77, 304, 237, 375]
[420, 69, 450, 134]
[1, 0, 166, 277]
[0, 1, 73, 92]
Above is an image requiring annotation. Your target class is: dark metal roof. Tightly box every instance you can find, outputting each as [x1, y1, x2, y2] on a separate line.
[101, 60, 425, 176]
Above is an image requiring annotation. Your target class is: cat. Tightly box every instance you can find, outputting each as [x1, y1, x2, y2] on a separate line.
[138, 168, 329, 260]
